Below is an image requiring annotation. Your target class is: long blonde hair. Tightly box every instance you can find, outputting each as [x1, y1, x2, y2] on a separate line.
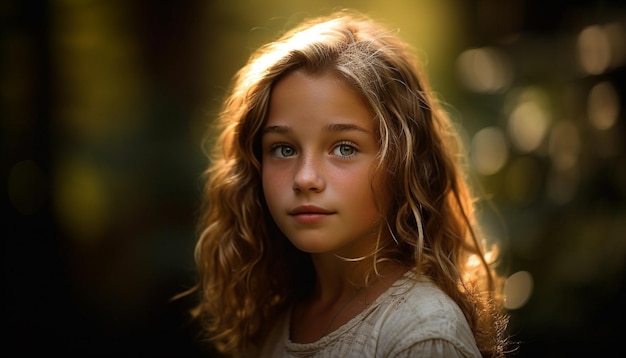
[188, 9, 510, 357]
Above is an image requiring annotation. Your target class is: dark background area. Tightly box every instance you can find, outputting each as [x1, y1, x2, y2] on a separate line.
[3, 0, 625, 356]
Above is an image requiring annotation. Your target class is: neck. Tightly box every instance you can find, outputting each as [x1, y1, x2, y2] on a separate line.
[290, 254, 408, 343]
[307, 253, 407, 304]
[308, 254, 363, 304]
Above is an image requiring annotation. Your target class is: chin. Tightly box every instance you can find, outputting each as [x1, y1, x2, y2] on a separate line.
[288, 239, 336, 254]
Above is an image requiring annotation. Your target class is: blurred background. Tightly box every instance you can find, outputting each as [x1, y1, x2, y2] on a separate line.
[3, 0, 625, 356]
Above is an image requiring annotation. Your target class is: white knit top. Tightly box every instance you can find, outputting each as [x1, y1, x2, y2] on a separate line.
[241, 272, 482, 357]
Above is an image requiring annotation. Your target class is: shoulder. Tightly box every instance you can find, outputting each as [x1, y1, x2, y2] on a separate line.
[372, 275, 481, 357]
[239, 307, 291, 358]
[392, 276, 464, 322]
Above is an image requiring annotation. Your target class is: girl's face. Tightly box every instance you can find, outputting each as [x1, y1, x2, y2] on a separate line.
[261, 70, 388, 258]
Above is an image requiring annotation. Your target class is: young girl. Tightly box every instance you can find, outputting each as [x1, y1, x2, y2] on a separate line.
[187, 9, 510, 357]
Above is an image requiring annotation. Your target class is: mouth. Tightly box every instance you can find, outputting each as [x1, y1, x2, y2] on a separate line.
[289, 204, 334, 215]
[288, 205, 335, 223]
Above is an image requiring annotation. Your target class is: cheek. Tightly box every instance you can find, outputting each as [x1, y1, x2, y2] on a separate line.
[262, 168, 285, 207]
[261, 170, 272, 200]
[373, 174, 392, 213]
[356, 171, 390, 219]
[338, 173, 380, 211]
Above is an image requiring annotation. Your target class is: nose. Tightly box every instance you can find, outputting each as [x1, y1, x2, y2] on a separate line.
[293, 155, 325, 193]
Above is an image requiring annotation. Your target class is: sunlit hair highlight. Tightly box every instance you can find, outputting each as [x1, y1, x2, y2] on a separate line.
[188, 9, 510, 357]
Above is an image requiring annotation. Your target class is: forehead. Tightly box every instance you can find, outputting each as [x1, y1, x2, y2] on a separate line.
[265, 70, 375, 129]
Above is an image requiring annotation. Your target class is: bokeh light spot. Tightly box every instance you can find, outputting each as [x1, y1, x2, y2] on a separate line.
[504, 270, 533, 310]
[578, 25, 611, 75]
[456, 47, 513, 93]
[587, 81, 620, 130]
[548, 120, 580, 171]
[508, 95, 550, 153]
[470, 126, 509, 175]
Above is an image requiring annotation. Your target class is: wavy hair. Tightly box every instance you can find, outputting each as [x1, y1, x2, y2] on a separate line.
[187, 9, 510, 357]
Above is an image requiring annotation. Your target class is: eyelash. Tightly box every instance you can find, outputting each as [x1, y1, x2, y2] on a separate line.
[332, 141, 358, 158]
[269, 143, 296, 158]
[268, 141, 359, 159]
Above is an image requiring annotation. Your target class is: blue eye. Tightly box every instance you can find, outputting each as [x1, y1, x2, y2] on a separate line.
[333, 142, 357, 158]
[271, 144, 296, 158]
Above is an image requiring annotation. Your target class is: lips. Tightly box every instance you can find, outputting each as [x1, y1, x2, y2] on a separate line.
[289, 205, 335, 224]
[289, 205, 333, 215]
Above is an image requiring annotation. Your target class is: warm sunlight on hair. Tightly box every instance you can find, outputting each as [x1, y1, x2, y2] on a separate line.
[242, 19, 344, 90]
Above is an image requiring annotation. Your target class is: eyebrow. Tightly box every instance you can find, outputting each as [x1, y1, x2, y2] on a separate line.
[325, 123, 370, 133]
[262, 123, 371, 135]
